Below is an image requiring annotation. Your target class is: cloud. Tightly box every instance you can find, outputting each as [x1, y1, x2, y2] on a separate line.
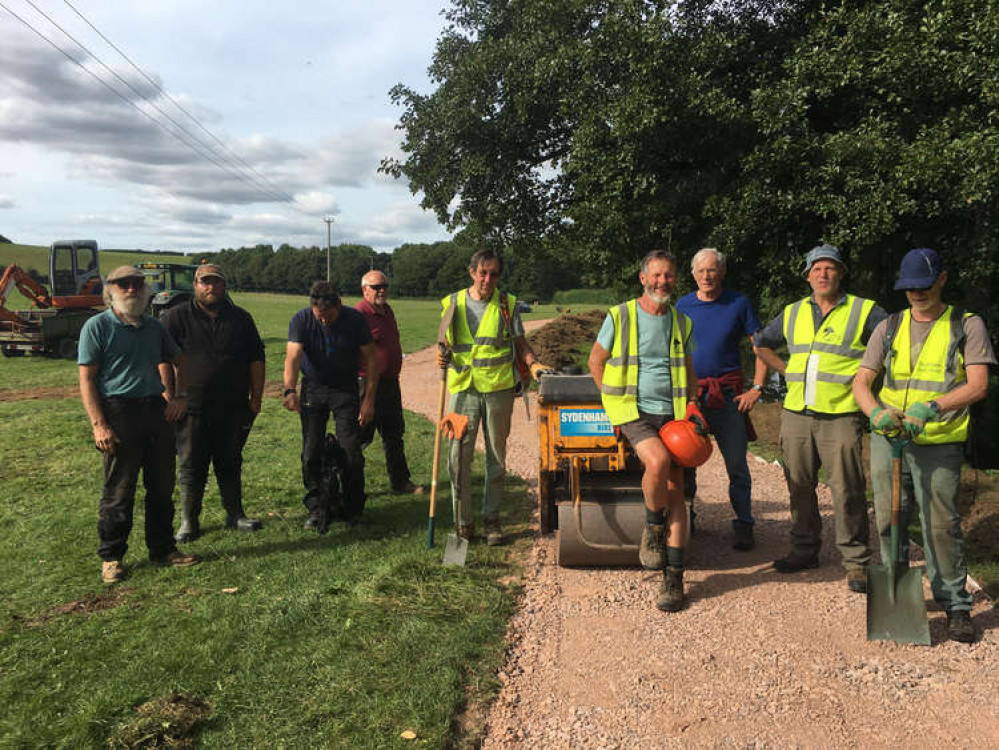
[0, 194, 14, 209]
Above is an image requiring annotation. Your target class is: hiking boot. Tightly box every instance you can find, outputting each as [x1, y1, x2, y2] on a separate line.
[732, 524, 755, 551]
[484, 517, 503, 546]
[458, 524, 475, 541]
[947, 610, 976, 644]
[152, 550, 199, 568]
[225, 514, 262, 532]
[393, 482, 426, 495]
[101, 560, 126, 584]
[773, 552, 819, 573]
[656, 567, 685, 612]
[639, 523, 666, 570]
[846, 568, 867, 594]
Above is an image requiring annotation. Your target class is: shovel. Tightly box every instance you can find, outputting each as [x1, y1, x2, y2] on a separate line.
[426, 354, 449, 550]
[866, 436, 930, 645]
[441, 411, 469, 567]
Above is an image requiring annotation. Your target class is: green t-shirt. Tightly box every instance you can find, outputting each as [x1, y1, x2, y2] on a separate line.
[78, 309, 179, 398]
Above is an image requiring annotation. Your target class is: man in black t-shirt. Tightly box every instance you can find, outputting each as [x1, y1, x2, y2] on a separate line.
[162, 264, 266, 542]
[283, 281, 378, 528]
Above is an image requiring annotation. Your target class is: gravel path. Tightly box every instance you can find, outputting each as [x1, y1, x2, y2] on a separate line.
[400, 327, 998, 749]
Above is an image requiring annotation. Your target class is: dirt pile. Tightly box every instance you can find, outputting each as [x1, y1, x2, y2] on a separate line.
[526, 309, 605, 371]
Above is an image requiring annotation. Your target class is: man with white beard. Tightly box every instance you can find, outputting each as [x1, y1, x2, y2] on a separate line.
[78, 266, 198, 583]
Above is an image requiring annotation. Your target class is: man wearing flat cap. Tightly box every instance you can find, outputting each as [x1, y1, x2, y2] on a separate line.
[78, 265, 198, 583]
[754, 245, 886, 592]
[853, 248, 995, 643]
[161, 264, 265, 543]
[283, 280, 379, 529]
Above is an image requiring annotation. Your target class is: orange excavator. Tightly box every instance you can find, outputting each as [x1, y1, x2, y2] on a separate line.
[0, 240, 105, 359]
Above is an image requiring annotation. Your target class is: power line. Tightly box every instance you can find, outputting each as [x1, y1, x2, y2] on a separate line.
[61, 0, 301, 206]
[1, 0, 312, 213]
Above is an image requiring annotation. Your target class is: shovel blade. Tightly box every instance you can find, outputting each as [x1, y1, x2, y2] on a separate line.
[443, 532, 469, 566]
[866, 564, 931, 645]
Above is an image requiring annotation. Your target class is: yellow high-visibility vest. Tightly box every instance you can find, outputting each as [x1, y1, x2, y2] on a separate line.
[599, 299, 691, 426]
[783, 294, 874, 414]
[880, 306, 969, 445]
[440, 289, 516, 394]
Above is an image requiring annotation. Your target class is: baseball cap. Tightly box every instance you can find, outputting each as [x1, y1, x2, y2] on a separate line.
[802, 244, 847, 276]
[194, 263, 226, 282]
[106, 265, 145, 283]
[894, 248, 942, 291]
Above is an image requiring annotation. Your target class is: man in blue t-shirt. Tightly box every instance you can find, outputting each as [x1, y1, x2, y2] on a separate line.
[78, 265, 198, 584]
[282, 281, 378, 529]
[675, 248, 765, 551]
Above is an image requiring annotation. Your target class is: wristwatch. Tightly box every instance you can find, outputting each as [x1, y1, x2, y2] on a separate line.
[751, 384, 763, 392]
[284, 388, 297, 397]
[927, 400, 941, 414]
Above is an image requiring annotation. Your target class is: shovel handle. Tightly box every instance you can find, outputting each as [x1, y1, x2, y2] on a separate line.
[426, 365, 449, 549]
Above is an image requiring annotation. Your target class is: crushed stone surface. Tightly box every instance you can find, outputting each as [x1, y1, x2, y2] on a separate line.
[399, 322, 998, 749]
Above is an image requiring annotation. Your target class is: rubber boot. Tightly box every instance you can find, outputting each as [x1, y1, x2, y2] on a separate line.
[175, 497, 202, 543]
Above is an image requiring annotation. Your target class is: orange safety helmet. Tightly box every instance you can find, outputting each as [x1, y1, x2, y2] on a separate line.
[659, 419, 713, 468]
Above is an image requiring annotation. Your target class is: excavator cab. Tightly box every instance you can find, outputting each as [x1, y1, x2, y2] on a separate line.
[49, 240, 102, 302]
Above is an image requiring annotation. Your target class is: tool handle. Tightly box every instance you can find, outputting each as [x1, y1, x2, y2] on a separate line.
[426, 369, 448, 549]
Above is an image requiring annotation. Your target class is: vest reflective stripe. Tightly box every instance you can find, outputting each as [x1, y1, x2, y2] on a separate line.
[782, 294, 874, 414]
[599, 299, 690, 425]
[440, 289, 516, 394]
[880, 307, 969, 445]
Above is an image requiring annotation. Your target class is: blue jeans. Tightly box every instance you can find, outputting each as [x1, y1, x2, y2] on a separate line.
[683, 389, 754, 528]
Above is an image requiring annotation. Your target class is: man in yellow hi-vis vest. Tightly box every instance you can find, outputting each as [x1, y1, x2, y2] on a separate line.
[853, 248, 995, 644]
[438, 249, 551, 546]
[754, 245, 886, 593]
[589, 250, 706, 613]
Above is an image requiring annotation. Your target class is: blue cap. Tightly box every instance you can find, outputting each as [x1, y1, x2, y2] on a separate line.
[802, 244, 846, 276]
[894, 248, 942, 290]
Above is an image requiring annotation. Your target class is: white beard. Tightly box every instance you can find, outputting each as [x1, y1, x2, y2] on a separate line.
[110, 289, 149, 322]
[645, 288, 671, 306]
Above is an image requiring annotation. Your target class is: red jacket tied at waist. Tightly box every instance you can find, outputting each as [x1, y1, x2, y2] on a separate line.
[695, 370, 745, 410]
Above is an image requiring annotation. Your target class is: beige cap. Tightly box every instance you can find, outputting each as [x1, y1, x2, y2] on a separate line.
[194, 263, 226, 281]
[106, 265, 145, 283]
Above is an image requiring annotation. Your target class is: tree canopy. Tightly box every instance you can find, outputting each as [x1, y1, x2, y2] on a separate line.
[384, 0, 999, 323]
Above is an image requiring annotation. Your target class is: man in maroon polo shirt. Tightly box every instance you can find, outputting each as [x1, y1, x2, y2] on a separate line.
[356, 270, 423, 494]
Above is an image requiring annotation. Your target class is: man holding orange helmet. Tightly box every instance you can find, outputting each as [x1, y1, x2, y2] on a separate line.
[589, 249, 707, 613]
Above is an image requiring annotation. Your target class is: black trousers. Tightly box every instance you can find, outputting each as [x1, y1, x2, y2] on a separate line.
[97, 396, 177, 561]
[359, 376, 412, 491]
[300, 379, 365, 519]
[176, 404, 254, 511]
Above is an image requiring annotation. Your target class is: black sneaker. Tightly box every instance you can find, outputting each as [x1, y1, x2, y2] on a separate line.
[773, 553, 819, 573]
[732, 525, 755, 551]
[946, 610, 976, 644]
[846, 568, 867, 594]
[640, 523, 666, 570]
[303, 513, 320, 531]
[657, 567, 685, 612]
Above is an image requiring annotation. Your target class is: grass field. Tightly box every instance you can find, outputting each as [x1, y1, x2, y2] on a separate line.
[0, 292, 543, 747]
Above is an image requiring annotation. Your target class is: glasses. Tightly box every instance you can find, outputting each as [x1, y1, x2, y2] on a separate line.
[367, 284, 388, 291]
[113, 279, 144, 290]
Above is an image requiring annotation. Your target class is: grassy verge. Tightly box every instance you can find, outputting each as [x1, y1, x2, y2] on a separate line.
[0, 396, 533, 747]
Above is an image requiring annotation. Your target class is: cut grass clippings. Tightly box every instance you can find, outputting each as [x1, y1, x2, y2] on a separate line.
[0, 398, 532, 747]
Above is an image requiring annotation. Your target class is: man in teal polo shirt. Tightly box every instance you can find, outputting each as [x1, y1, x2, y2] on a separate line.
[78, 265, 198, 583]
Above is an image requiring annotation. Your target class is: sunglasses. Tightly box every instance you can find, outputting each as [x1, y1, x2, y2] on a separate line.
[197, 277, 224, 286]
[112, 279, 145, 290]
[367, 284, 388, 291]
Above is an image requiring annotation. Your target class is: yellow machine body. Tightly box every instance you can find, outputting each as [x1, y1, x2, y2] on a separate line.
[537, 374, 646, 566]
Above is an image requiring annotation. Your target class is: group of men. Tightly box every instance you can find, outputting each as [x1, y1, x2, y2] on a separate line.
[590, 245, 993, 644]
[78, 243, 993, 644]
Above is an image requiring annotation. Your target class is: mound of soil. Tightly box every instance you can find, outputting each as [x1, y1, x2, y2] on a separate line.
[526, 309, 605, 371]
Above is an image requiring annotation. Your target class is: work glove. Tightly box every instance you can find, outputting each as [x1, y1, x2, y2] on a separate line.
[903, 401, 938, 438]
[529, 361, 555, 380]
[869, 405, 904, 436]
[685, 402, 710, 436]
[436, 345, 452, 370]
[440, 412, 470, 440]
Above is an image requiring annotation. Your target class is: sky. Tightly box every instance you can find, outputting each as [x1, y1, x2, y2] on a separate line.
[0, 0, 454, 254]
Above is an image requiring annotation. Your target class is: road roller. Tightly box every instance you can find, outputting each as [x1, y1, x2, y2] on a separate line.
[537, 373, 646, 566]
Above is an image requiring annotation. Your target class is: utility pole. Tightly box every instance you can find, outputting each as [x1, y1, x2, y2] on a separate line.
[323, 215, 335, 281]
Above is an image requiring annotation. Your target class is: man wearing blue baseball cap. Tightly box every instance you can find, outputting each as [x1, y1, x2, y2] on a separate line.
[853, 248, 995, 643]
[754, 245, 886, 592]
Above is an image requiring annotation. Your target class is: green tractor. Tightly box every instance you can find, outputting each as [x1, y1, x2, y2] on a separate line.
[134, 262, 198, 317]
